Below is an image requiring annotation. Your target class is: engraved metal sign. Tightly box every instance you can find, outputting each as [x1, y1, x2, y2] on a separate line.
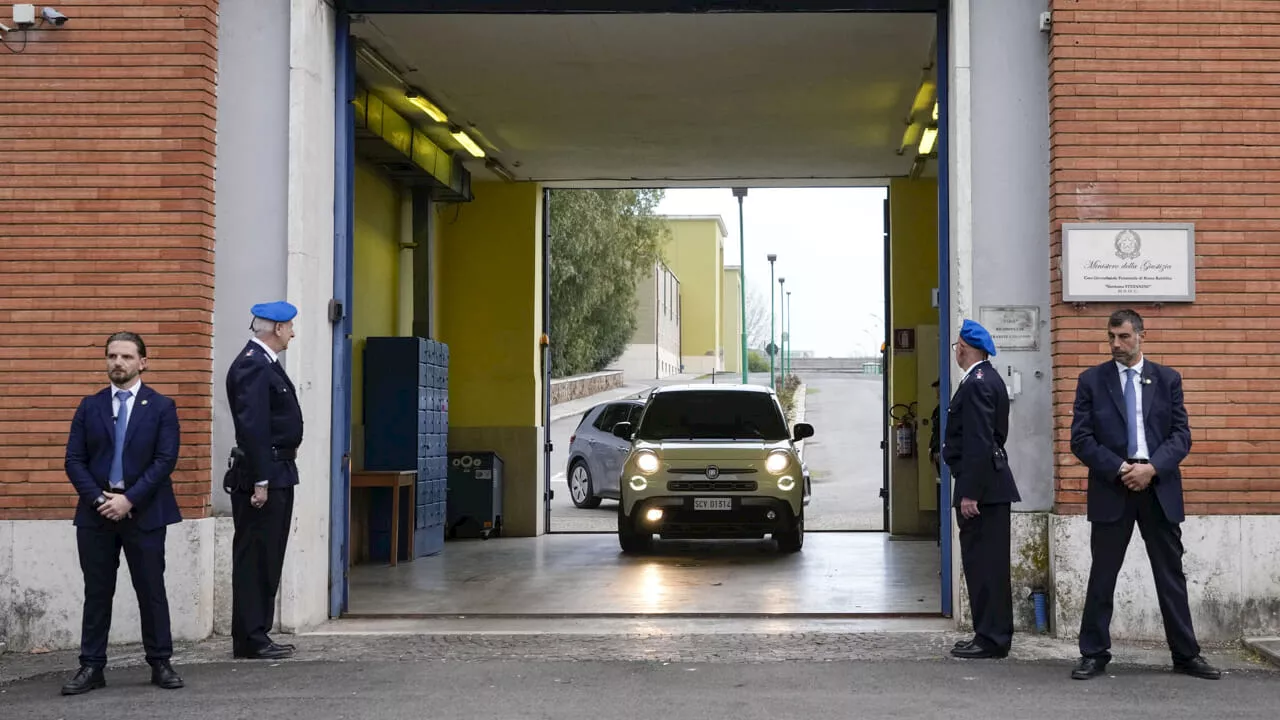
[1061, 223, 1195, 302]
[978, 306, 1040, 352]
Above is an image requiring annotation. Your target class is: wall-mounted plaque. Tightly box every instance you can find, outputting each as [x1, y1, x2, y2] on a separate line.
[1061, 223, 1195, 302]
[978, 306, 1040, 352]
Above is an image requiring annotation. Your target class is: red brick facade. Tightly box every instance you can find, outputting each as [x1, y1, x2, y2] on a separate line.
[0, 1, 217, 520]
[1050, 0, 1280, 515]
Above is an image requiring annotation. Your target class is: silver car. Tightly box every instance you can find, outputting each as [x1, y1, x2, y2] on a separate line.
[565, 399, 646, 508]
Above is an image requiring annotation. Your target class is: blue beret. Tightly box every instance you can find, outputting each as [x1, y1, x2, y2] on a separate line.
[959, 319, 997, 357]
[250, 301, 298, 323]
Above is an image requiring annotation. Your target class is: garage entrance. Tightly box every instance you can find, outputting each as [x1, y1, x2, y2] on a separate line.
[331, 1, 954, 621]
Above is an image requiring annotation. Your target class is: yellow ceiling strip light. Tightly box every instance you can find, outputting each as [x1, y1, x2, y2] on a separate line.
[406, 92, 448, 123]
[919, 127, 938, 156]
[451, 128, 486, 158]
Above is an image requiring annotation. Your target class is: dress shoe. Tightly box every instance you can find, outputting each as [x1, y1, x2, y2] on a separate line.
[950, 643, 1008, 659]
[60, 666, 106, 696]
[1071, 656, 1109, 680]
[953, 637, 977, 649]
[1173, 656, 1221, 680]
[235, 642, 294, 660]
[150, 661, 184, 689]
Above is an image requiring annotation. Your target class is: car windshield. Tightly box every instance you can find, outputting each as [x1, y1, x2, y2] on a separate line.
[636, 390, 789, 441]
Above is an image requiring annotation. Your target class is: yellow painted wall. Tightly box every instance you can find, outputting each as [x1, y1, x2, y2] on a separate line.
[352, 160, 403, 468]
[436, 182, 543, 428]
[721, 267, 742, 373]
[664, 218, 725, 363]
[887, 177, 938, 534]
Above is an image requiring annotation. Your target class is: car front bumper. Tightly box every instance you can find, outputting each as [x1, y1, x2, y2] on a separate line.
[627, 495, 800, 539]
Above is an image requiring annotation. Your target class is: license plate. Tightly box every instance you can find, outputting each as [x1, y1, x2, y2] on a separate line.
[694, 498, 732, 511]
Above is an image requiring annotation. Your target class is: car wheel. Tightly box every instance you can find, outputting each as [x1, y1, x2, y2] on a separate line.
[775, 512, 804, 553]
[617, 506, 652, 553]
[568, 461, 602, 509]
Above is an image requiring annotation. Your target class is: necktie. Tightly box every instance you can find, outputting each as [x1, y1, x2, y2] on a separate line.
[109, 390, 132, 489]
[1124, 368, 1139, 459]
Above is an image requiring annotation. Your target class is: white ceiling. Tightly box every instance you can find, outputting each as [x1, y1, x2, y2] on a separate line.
[352, 12, 936, 187]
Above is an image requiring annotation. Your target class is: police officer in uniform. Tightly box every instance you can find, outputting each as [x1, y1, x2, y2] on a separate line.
[942, 319, 1021, 659]
[225, 301, 302, 660]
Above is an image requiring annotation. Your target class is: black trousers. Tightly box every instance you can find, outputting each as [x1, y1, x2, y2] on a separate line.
[958, 502, 1013, 651]
[1079, 488, 1199, 663]
[231, 486, 294, 653]
[77, 522, 172, 668]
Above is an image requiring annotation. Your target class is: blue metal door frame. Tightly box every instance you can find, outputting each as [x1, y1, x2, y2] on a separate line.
[330, 11, 357, 618]
[328, 0, 953, 619]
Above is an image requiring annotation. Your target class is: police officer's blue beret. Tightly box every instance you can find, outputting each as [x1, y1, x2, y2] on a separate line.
[959, 319, 998, 357]
[250, 301, 298, 323]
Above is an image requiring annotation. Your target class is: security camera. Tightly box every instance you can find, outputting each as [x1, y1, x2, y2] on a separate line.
[41, 6, 66, 26]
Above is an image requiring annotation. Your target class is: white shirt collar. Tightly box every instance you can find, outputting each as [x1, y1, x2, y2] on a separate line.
[961, 359, 984, 380]
[251, 337, 279, 363]
[1116, 357, 1144, 376]
[111, 377, 142, 396]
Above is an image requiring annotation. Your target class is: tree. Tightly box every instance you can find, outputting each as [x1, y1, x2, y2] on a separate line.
[744, 287, 771, 351]
[548, 189, 668, 378]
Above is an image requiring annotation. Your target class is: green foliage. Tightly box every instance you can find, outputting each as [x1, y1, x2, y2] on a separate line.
[549, 189, 668, 378]
[747, 350, 770, 373]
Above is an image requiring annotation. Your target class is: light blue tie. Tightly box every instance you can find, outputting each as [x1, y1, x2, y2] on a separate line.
[1124, 369, 1139, 459]
[109, 390, 131, 489]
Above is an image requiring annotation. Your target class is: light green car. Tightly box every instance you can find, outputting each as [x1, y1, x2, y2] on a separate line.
[609, 384, 814, 554]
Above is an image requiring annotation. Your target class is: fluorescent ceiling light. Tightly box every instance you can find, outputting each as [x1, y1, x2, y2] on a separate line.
[451, 128, 485, 158]
[406, 92, 447, 123]
[919, 127, 938, 156]
[932, 101, 939, 122]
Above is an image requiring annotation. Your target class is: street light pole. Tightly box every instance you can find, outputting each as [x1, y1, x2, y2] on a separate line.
[767, 254, 777, 389]
[778, 288, 788, 379]
[778, 276, 786, 383]
[733, 188, 749, 384]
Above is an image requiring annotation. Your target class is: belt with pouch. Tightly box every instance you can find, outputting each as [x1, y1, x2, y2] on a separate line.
[271, 446, 297, 461]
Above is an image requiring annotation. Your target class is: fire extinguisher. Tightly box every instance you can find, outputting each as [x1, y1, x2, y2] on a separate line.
[890, 402, 918, 458]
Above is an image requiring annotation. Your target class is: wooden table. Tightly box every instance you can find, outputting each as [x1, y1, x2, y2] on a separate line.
[351, 470, 416, 566]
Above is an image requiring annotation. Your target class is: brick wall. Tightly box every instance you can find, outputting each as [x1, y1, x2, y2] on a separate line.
[0, 1, 217, 520]
[1050, 0, 1280, 515]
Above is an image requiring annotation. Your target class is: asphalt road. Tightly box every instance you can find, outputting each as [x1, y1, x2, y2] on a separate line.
[6, 658, 1275, 719]
[800, 372, 886, 530]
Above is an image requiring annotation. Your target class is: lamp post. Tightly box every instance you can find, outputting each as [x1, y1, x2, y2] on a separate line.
[778, 276, 786, 383]
[767, 254, 777, 389]
[778, 288, 788, 379]
[733, 188, 749, 384]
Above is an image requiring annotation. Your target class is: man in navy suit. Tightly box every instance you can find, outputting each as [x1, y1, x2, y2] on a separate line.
[1069, 309, 1220, 681]
[943, 319, 1021, 659]
[225, 301, 304, 660]
[62, 332, 184, 694]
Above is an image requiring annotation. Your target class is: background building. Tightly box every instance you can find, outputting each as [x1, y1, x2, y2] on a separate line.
[615, 261, 682, 381]
[660, 216, 728, 375]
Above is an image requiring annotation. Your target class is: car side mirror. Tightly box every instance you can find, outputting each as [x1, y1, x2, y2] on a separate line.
[612, 422, 633, 440]
[793, 422, 814, 442]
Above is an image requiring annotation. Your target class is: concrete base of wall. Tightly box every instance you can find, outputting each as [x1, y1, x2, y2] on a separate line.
[0, 518, 217, 653]
[549, 371, 624, 405]
[954, 511, 1050, 636]
[1050, 513, 1280, 643]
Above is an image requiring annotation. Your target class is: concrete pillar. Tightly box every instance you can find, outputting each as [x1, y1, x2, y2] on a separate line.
[437, 182, 546, 537]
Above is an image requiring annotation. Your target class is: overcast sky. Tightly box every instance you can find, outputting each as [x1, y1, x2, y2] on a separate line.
[656, 187, 886, 358]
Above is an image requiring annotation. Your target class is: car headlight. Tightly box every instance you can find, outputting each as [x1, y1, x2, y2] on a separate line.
[765, 451, 791, 474]
[777, 475, 796, 492]
[635, 450, 660, 475]
[629, 475, 649, 492]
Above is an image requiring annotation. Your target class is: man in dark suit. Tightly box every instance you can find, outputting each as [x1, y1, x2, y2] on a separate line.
[942, 319, 1021, 659]
[1068, 309, 1220, 680]
[62, 331, 184, 694]
[225, 301, 303, 660]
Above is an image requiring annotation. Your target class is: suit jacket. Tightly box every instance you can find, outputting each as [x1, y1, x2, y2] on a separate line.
[942, 359, 1021, 507]
[226, 341, 303, 488]
[64, 384, 182, 531]
[1069, 358, 1190, 523]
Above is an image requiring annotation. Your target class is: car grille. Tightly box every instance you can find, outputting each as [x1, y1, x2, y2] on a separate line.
[666, 480, 758, 492]
[669, 467, 757, 475]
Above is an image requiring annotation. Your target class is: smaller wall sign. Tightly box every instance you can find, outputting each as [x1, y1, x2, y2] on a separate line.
[893, 328, 915, 351]
[978, 306, 1040, 352]
[1061, 222, 1195, 302]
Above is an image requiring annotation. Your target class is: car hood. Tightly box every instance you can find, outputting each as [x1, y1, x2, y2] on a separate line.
[635, 439, 790, 462]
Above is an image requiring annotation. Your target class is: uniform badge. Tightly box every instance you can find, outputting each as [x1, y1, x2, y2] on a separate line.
[245, 349, 254, 357]
[975, 369, 984, 380]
